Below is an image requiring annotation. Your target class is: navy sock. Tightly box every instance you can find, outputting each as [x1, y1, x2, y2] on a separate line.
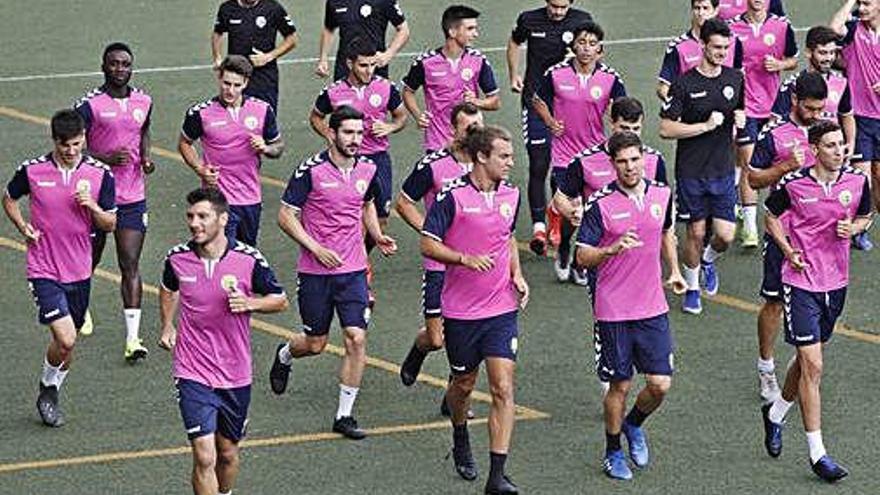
[453, 423, 469, 450]
[625, 405, 650, 427]
[606, 432, 622, 453]
[489, 451, 507, 483]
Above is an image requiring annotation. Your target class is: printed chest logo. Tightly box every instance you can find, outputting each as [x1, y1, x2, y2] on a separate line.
[684, 55, 701, 64]
[461, 67, 474, 82]
[562, 31, 574, 44]
[132, 108, 146, 123]
[650, 203, 663, 220]
[763, 33, 776, 47]
[591, 170, 612, 177]
[839, 190, 853, 207]
[360, 4, 372, 17]
[99, 111, 117, 119]
[723, 86, 735, 101]
[255, 15, 267, 29]
[244, 115, 259, 130]
[179, 275, 197, 283]
[76, 180, 91, 194]
[590, 86, 604, 100]
[355, 179, 369, 194]
[499, 202, 514, 219]
[369, 94, 383, 107]
[221, 274, 239, 292]
[530, 32, 546, 38]
[611, 211, 631, 220]
[828, 90, 840, 103]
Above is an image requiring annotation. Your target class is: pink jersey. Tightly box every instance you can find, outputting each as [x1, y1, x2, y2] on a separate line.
[75, 86, 152, 205]
[766, 167, 871, 291]
[163, 240, 285, 388]
[314, 76, 403, 155]
[182, 96, 280, 206]
[282, 152, 380, 275]
[717, 0, 785, 21]
[402, 47, 499, 151]
[577, 180, 674, 322]
[658, 31, 742, 85]
[750, 118, 816, 175]
[771, 70, 852, 120]
[729, 14, 798, 119]
[560, 142, 666, 200]
[422, 176, 520, 320]
[400, 149, 472, 271]
[537, 61, 627, 168]
[6, 155, 116, 283]
[840, 20, 880, 119]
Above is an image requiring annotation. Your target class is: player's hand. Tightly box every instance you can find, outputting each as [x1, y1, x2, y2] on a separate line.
[375, 234, 398, 256]
[513, 274, 530, 309]
[250, 135, 269, 154]
[463, 90, 479, 106]
[228, 287, 252, 313]
[461, 253, 495, 272]
[786, 249, 807, 271]
[372, 121, 395, 138]
[510, 75, 524, 94]
[607, 228, 643, 255]
[664, 272, 688, 295]
[549, 119, 565, 137]
[212, 57, 223, 71]
[417, 111, 432, 129]
[158, 326, 176, 350]
[75, 188, 99, 212]
[107, 149, 130, 166]
[313, 245, 344, 269]
[705, 111, 725, 132]
[786, 145, 806, 171]
[873, 82, 880, 95]
[734, 110, 746, 130]
[196, 163, 220, 187]
[763, 55, 783, 73]
[315, 58, 331, 78]
[20, 222, 40, 244]
[373, 51, 393, 68]
[141, 159, 155, 175]
[250, 48, 273, 68]
[837, 217, 855, 238]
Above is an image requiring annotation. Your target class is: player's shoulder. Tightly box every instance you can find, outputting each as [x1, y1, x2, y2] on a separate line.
[584, 184, 615, 210]
[728, 13, 746, 25]
[15, 154, 52, 172]
[757, 118, 787, 140]
[567, 8, 592, 23]
[842, 165, 868, 179]
[543, 59, 570, 77]
[411, 48, 439, 64]
[499, 179, 519, 195]
[518, 7, 544, 22]
[665, 32, 691, 53]
[575, 142, 607, 160]
[767, 13, 792, 25]
[642, 144, 663, 158]
[164, 242, 193, 260]
[597, 62, 623, 79]
[435, 176, 468, 202]
[778, 167, 810, 186]
[231, 241, 272, 268]
[244, 95, 271, 109]
[416, 148, 451, 170]
[829, 68, 847, 81]
[464, 46, 488, 60]
[82, 155, 112, 173]
[647, 178, 670, 190]
[294, 152, 326, 178]
[779, 72, 798, 92]
[74, 87, 105, 108]
[356, 154, 377, 168]
[186, 98, 214, 116]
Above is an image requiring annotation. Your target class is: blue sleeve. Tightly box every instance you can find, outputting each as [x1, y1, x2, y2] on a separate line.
[263, 105, 280, 142]
[770, 0, 785, 16]
[388, 84, 403, 110]
[765, 184, 791, 216]
[386, 0, 406, 26]
[314, 88, 333, 115]
[402, 59, 425, 91]
[654, 155, 668, 184]
[839, 83, 853, 115]
[98, 172, 116, 211]
[478, 58, 499, 95]
[510, 190, 521, 234]
[576, 201, 604, 246]
[750, 132, 777, 169]
[658, 47, 680, 85]
[857, 177, 872, 216]
[840, 20, 859, 47]
[162, 257, 179, 292]
[733, 39, 744, 69]
[251, 257, 285, 296]
[771, 86, 791, 118]
[182, 108, 203, 141]
[213, 4, 229, 34]
[400, 159, 434, 202]
[610, 76, 627, 100]
[6, 165, 30, 200]
[281, 165, 312, 209]
[422, 188, 457, 241]
[559, 158, 584, 199]
[74, 100, 93, 130]
[365, 172, 381, 202]
[663, 191, 674, 230]
[783, 24, 798, 58]
[660, 80, 684, 120]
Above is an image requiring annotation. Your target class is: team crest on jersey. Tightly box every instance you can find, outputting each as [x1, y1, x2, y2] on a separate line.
[562, 31, 574, 44]
[360, 4, 372, 17]
[369, 93, 383, 108]
[763, 33, 776, 47]
[132, 108, 146, 123]
[839, 190, 853, 207]
[461, 67, 474, 82]
[590, 86, 603, 100]
[829, 90, 840, 103]
[76, 179, 91, 194]
[723, 85, 735, 101]
[355, 179, 369, 194]
[221, 274, 238, 292]
[244, 115, 259, 130]
[650, 203, 663, 220]
[499, 202, 514, 219]
[255, 16, 267, 28]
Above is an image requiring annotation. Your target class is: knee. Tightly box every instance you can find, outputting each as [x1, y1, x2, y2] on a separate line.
[451, 374, 477, 395]
[56, 334, 76, 356]
[304, 337, 328, 356]
[193, 446, 216, 471]
[687, 225, 706, 243]
[216, 446, 239, 467]
[118, 257, 140, 278]
[343, 330, 366, 353]
[800, 356, 824, 381]
[646, 378, 672, 399]
[489, 378, 515, 405]
[715, 228, 735, 246]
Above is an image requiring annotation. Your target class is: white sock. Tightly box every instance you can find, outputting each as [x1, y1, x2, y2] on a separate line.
[124, 309, 141, 344]
[278, 343, 293, 365]
[56, 368, 69, 389]
[757, 357, 775, 373]
[806, 430, 826, 463]
[768, 397, 793, 424]
[336, 384, 359, 419]
[533, 222, 546, 234]
[41, 357, 60, 387]
[702, 244, 723, 264]
[682, 264, 700, 291]
[743, 205, 758, 233]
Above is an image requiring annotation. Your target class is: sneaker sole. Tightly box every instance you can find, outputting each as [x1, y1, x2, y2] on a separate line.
[682, 306, 703, 315]
[125, 349, 148, 363]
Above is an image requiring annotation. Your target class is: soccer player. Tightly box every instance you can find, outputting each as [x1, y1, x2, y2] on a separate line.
[421, 125, 528, 494]
[533, 21, 626, 284]
[575, 131, 686, 481]
[507, 0, 593, 256]
[748, 72, 827, 401]
[74, 42, 152, 360]
[402, 5, 500, 153]
[317, 0, 410, 80]
[660, 18, 746, 315]
[159, 188, 288, 495]
[760, 121, 871, 483]
[397, 103, 482, 408]
[179, 55, 285, 247]
[657, 0, 744, 102]
[716, 0, 785, 20]
[212, 0, 298, 113]
[832, 0, 880, 248]
[729, 0, 798, 247]
[3, 110, 116, 427]
[269, 106, 397, 440]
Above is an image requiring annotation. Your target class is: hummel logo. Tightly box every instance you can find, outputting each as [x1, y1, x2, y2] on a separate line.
[186, 425, 202, 434]
[451, 365, 466, 372]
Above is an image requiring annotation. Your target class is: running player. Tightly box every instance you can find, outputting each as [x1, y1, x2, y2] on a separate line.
[421, 125, 527, 494]
[3, 110, 117, 427]
[748, 72, 827, 401]
[269, 106, 397, 440]
[575, 131, 686, 481]
[317, 0, 410, 80]
[179, 55, 285, 247]
[729, 0, 798, 248]
[532, 21, 626, 285]
[716, 0, 785, 20]
[402, 5, 500, 153]
[212, 0, 298, 113]
[760, 121, 871, 483]
[74, 42, 152, 360]
[660, 18, 746, 315]
[507, 0, 593, 256]
[159, 187, 287, 495]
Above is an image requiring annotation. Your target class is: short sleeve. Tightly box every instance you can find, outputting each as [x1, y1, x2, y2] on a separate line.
[422, 188, 457, 241]
[478, 59, 499, 96]
[213, 4, 229, 34]
[610, 76, 627, 100]
[764, 184, 791, 216]
[98, 172, 116, 212]
[750, 130, 777, 169]
[251, 256, 285, 296]
[510, 190, 521, 234]
[5, 165, 30, 200]
[857, 177, 873, 216]
[273, 3, 297, 37]
[162, 257, 179, 292]
[663, 190, 674, 230]
[387, 84, 403, 111]
[314, 88, 334, 116]
[511, 12, 529, 44]
[576, 200, 604, 247]
[386, 0, 406, 27]
[660, 80, 684, 121]
[281, 165, 312, 209]
[658, 47, 680, 85]
[364, 172, 381, 202]
[559, 158, 584, 199]
[735, 75, 746, 111]
[400, 159, 434, 202]
[840, 20, 859, 47]
[263, 105, 281, 142]
[771, 85, 791, 118]
[402, 58, 425, 91]
[783, 24, 798, 58]
[74, 99, 93, 130]
[654, 155, 668, 184]
[181, 108, 203, 142]
[323, 0, 337, 29]
[732, 38, 744, 69]
[838, 83, 853, 115]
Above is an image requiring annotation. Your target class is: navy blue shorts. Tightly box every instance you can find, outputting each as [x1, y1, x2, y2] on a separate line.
[227, 203, 262, 247]
[297, 271, 370, 335]
[783, 285, 846, 347]
[737, 117, 769, 146]
[761, 234, 784, 301]
[421, 269, 444, 318]
[28, 278, 91, 329]
[366, 151, 393, 218]
[675, 174, 737, 223]
[444, 311, 519, 374]
[117, 200, 148, 232]
[521, 102, 550, 148]
[596, 313, 675, 382]
[854, 115, 880, 162]
[176, 378, 251, 442]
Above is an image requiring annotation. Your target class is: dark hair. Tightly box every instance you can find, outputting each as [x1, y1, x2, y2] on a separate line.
[329, 105, 364, 131]
[570, 21, 605, 48]
[691, 0, 720, 7]
[219, 55, 253, 79]
[450, 102, 480, 127]
[463, 125, 511, 163]
[607, 131, 643, 160]
[50, 109, 85, 142]
[441, 5, 480, 38]
[700, 17, 731, 43]
[808, 120, 842, 145]
[610, 97, 644, 123]
[102, 42, 133, 63]
[186, 187, 229, 215]
[793, 71, 828, 101]
[805, 26, 841, 50]
[345, 37, 378, 61]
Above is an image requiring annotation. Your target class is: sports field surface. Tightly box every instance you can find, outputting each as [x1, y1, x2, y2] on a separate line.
[1, 1, 878, 493]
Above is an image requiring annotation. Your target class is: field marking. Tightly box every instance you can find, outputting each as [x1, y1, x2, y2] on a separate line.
[0, 27, 810, 84]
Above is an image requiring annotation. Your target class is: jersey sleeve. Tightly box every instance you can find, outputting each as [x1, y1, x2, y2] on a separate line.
[314, 88, 334, 115]
[750, 130, 777, 170]
[559, 158, 584, 199]
[5, 165, 30, 200]
[98, 171, 116, 212]
[263, 105, 281, 142]
[273, 2, 297, 36]
[364, 172, 381, 203]
[732, 38, 744, 69]
[510, 190, 521, 234]
[213, 4, 229, 34]
[386, 0, 406, 26]
[764, 183, 791, 216]
[402, 58, 425, 91]
[535, 71, 555, 108]
[610, 76, 627, 100]
[511, 12, 529, 44]
[281, 166, 312, 209]
[74, 99, 93, 130]
[576, 200, 604, 247]
[857, 177, 872, 216]
[839, 20, 859, 47]
[654, 155, 668, 184]
[388, 83, 403, 111]
[323, 0, 338, 29]
[422, 188, 457, 241]
[771, 85, 791, 118]
[161, 257, 179, 292]
[659, 80, 685, 121]
[663, 190, 674, 231]
[400, 159, 434, 202]
[251, 256, 285, 296]
[838, 83, 853, 115]
[658, 46, 680, 85]
[478, 59, 499, 96]
[783, 24, 798, 58]
[181, 108, 203, 142]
